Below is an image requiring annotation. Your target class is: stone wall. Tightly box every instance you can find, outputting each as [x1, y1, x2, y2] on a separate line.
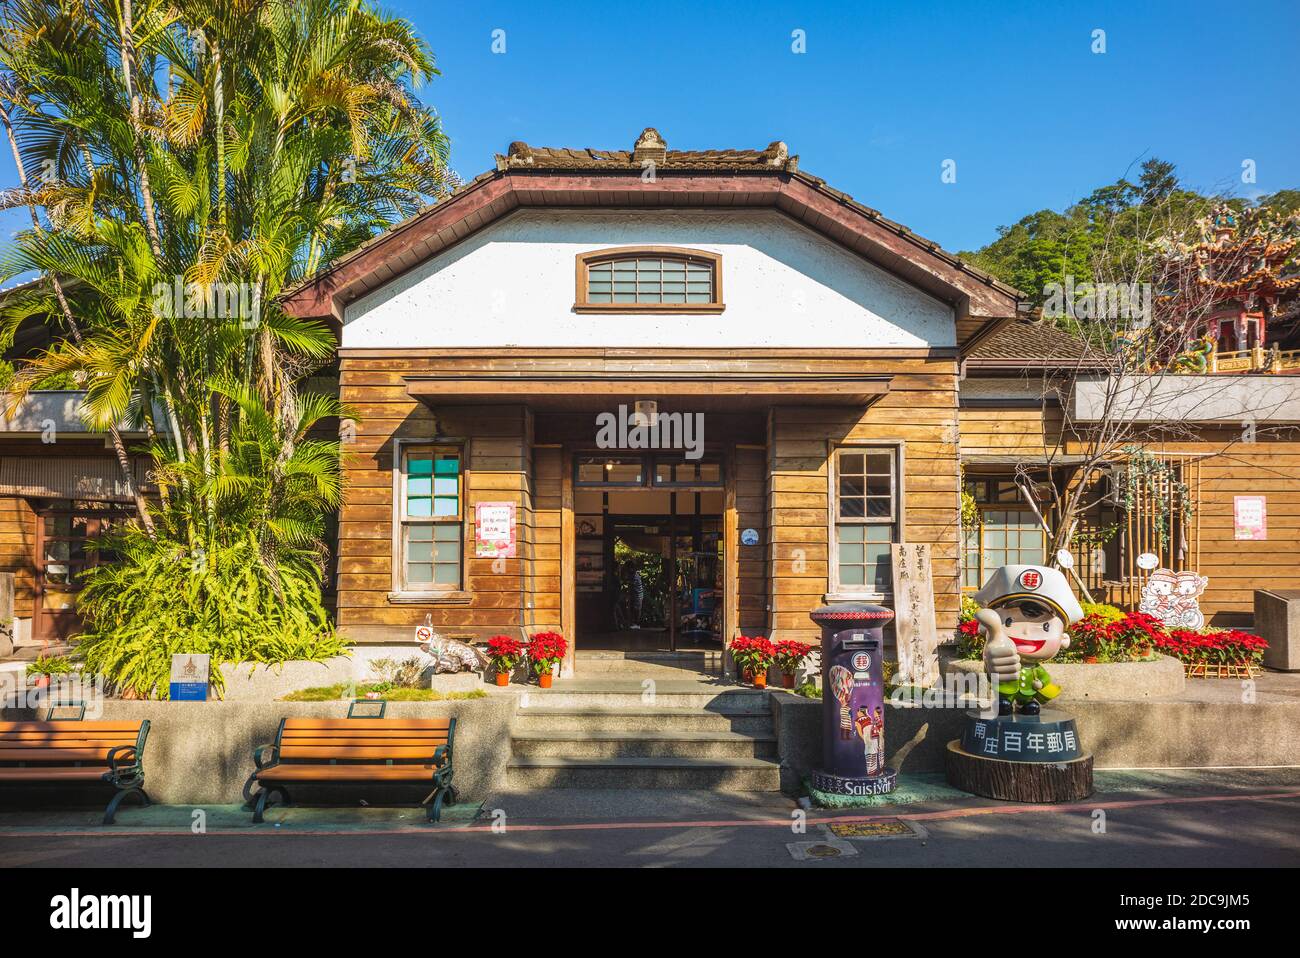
[1, 696, 518, 805]
[770, 692, 1300, 791]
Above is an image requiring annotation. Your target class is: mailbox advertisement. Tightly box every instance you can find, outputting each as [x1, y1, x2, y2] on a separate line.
[810, 603, 897, 796]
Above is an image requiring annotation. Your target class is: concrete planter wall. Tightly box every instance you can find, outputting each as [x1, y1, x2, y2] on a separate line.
[769, 690, 1300, 788]
[946, 654, 1186, 700]
[218, 657, 484, 701]
[1, 697, 517, 804]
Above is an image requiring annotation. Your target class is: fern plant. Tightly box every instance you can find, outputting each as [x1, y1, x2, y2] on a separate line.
[76, 533, 347, 699]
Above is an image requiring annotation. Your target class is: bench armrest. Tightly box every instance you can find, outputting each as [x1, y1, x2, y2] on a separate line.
[105, 745, 143, 787]
[253, 744, 280, 769]
[106, 745, 139, 772]
[431, 745, 450, 768]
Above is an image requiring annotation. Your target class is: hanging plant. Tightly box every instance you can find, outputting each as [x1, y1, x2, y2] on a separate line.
[1115, 447, 1193, 548]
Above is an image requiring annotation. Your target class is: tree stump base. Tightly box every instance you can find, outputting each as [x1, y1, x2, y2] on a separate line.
[945, 709, 1093, 803]
[945, 740, 1093, 803]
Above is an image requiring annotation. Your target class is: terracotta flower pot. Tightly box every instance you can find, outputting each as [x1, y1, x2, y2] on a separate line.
[752, 671, 767, 689]
[782, 672, 795, 689]
[494, 671, 510, 687]
[538, 672, 553, 689]
[1084, 656, 1099, 664]
[32, 675, 50, 689]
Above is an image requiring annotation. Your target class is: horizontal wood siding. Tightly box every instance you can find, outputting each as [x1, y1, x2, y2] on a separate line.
[1100, 434, 1300, 626]
[735, 445, 768, 637]
[340, 353, 962, 643]
[0, 496, 35, 620]
[337, 353, 533, 639]
[960, 397, 1300, 626]
[768, 358, 962, 642]
[959, 405, 1064, 458]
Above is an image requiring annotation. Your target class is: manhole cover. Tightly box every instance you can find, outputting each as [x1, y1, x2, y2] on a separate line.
[806, 843, 842, 858]
[786, 839, 858, 861]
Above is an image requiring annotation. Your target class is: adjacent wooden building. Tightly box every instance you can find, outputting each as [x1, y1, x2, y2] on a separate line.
[962, 321, 1300, 626]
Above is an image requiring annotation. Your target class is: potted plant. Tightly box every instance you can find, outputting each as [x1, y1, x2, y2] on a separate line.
[772, 640, 814, 689]
[27, 654, 76, 690]
[526, 631, 567, 688]
[486, 635, 523, 686]
[730, 636, 775, 688]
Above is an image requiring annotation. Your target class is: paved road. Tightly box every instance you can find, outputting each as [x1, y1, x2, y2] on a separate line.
[4, 772, 1299, 868]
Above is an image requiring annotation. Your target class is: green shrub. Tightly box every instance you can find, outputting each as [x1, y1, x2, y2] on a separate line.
[27, 654, 78, 676]
[75, 532, 348, 699]
[281, 685, 487, 702]
[1079, 602, 1125, 624]
[793, 681, 822, 699]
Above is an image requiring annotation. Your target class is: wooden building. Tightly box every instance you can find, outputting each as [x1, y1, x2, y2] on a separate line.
[0, 390, 149, 646]
[280, 129, 1022, 668]
[962, 320, 1300, 627]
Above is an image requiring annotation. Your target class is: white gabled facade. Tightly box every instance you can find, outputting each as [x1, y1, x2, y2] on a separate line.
[341, 209, 955, 350]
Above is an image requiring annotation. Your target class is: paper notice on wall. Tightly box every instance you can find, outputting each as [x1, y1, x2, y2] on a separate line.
[1234, 495, 1267, 541]
[890, 543, 940, 689]
[476, 501, 517, 558]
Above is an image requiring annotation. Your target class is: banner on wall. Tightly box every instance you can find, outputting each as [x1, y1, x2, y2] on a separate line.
[1233, 495, 1267, 541]
[475, 501, 517, 558]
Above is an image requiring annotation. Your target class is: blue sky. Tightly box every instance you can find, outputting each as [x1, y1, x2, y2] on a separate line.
[3, 0, 1297, 254]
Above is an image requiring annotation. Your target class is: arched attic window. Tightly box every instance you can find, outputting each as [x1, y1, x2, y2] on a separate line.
[574, 247, 724, 313]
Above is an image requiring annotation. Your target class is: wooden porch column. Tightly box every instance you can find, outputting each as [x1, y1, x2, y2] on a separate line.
[560, 447, 576, 675]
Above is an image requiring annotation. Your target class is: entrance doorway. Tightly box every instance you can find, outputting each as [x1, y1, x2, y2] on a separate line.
[574, 473, 724, 655]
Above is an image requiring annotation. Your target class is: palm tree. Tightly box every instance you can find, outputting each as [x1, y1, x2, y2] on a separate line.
[0, 0, 454, 573]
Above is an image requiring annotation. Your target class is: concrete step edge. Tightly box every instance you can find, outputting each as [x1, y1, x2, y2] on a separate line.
[506, 755, 781, 770]
[510, 729, 776, 743]
[509, 701, 764, 712]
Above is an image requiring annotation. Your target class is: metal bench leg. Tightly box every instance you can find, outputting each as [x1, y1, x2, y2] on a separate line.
[251, 786, 289, 824]
[103, 786, 149, 826]
[426, 782, 458, 823]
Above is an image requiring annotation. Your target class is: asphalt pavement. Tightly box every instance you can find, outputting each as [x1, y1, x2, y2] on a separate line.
[2, 768, 1298, 868]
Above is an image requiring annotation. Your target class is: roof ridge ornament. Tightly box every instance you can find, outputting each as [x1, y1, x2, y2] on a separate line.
[762, 140, 789, 168]
[632, 127, 667, 165]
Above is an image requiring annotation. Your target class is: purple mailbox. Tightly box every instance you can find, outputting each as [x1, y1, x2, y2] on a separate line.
[809, 603, 898, 796]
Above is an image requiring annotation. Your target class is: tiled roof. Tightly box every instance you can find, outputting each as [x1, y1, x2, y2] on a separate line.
[279, 128, 1024, 340]
[969, 318, 1088, 363]
[496, 128, 797, 172]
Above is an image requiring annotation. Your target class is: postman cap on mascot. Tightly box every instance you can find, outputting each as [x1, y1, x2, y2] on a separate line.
[974, 564, 1084, 626]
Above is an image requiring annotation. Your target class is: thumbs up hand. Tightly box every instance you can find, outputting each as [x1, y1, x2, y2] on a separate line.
[976, 608, 1021, 684]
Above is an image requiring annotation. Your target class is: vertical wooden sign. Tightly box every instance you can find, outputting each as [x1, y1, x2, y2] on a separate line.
[890, 543, 940, 689]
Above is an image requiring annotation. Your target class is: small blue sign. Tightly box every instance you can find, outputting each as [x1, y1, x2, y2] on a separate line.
[169, 682, 208, 702]
[169, 654, 210, 702]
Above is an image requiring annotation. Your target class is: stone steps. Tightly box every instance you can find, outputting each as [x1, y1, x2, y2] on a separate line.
[519, 684, 768, 711]
[510, 728, 778, 760]
[506, 678, 781, 790]
[573, 651, 725, 678]
[504, 755, 782, 790]
[513, 706, 773, 734]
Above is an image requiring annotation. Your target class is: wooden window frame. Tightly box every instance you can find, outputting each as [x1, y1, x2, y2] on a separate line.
[389, 439, 469, 602]
[573, 246, 724, 314]
[961, 475, 1051, 591]
[827, 443, 905, 601]
[573, 453, 725, 489]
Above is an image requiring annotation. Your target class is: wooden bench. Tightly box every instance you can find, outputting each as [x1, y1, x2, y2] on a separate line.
[0, 719, 151, 824]
[244, 716, 458, 823]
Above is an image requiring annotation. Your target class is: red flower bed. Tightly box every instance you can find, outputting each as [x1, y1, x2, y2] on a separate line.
[955, 602, 1267, 670]
[1157, 628, 1266, 667]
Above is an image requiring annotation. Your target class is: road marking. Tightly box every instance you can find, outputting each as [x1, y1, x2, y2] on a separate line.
[2, 788, 1299, 838]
